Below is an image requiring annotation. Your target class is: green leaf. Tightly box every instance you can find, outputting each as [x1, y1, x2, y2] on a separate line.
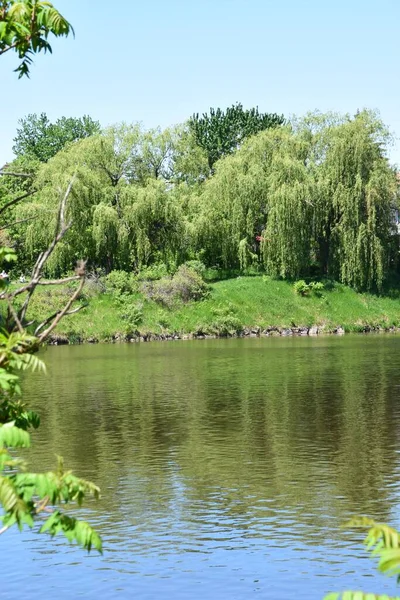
[0, 422, 30, 448]
[378, 549, 400, 577]
[0, 247, 17, 264]
[40, 510, 102, 553]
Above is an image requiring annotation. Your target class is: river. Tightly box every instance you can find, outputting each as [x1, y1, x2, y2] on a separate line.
[2, 336, 400, 599]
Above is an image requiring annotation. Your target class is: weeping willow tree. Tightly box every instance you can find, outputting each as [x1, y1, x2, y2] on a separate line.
[311, 111, 397, 290]
[20, 133, 119, 274]
[121, 180, 186, 268]
[194, 110, 397, 289]
[137, 125, 208, 184]
[18, 123, 189, 274]
[192, 129, 274, 268]
[193, 126, 315, 274]
[261, 135, 316, 278]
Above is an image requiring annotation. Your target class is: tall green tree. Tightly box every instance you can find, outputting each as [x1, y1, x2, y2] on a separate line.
[21, 124, 188, 274]
[0, 0, 73, 77]
[193, 110, 397, 290]
[193, 125, 312, 272]
[13, 113, 101, 162]
[189, 103, 285, 170]
[310, 111, 396, 289]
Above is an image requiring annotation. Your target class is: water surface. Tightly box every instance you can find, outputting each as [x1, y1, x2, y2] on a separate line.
[3, 336, 400, 599]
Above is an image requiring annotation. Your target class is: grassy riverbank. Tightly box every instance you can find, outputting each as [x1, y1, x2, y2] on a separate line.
[23, 275, 400, 343]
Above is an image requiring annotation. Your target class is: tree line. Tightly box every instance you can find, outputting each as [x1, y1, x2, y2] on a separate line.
[1, 107, 397, 292]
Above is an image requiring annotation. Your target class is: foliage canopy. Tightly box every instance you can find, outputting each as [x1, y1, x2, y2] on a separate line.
[189, 102, 285, 170]
[13, 113, 101, 162]
[3, 109, 398, 293]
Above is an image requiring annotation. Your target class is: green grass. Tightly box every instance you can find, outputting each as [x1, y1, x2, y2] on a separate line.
[22, 276, 400, 342]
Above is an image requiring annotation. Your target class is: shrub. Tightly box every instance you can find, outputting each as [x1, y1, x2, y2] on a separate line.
[172, 265, 209, 302]
[115, 293, 143, 332]
[142, 265, 209, 308]
[293, 280, 310, 296]
[104, 270, 133, 294]
[201, 305, 243, 336]
[136, 263, 169, 281]
[293, 280, 325, 297]
[209, 314, 243, 336]
[203, 267, 220, 281]
[157, 316, 170, 329]
[183, 260, 206, 277]
[309, 281, 325, 297]
[83, 272, 106, 298]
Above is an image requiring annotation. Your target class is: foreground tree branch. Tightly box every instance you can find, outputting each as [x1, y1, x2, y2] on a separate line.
[34, 303, 87, 336]
[15, 178, 75, 324]
[37, 274, 86, 342]
[0, 4, 101, 556]
[0, 176, 87, 348]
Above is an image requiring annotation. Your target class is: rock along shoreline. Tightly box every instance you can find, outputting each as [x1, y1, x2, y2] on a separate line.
[46, 324, 400, 345]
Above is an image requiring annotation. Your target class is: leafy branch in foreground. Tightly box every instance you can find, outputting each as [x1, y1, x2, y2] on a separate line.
[0, 426, 102, 552]
[324, 518, 400, 600]
[0, 177, 102, 552]
[0, 1, 74, 77]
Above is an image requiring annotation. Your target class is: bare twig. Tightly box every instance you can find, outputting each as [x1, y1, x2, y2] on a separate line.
[34, 303, 87, 336]
[16, 178, 75, 323]
[6, 299, 24, 334]
[34, 495, 50, 514]
[35, 275, 81, 286]
[38, 275, 85, 342]
[0, 176, 88, 348]
[0, 41, 21, 57]
[0, 275, 82, 302]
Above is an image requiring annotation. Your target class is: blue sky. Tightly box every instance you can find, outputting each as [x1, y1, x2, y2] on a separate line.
[1, 0, 399, 165]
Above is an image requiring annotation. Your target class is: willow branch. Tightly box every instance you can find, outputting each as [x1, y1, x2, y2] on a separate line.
[0, 215, 38, 231]
[0, 171, 34, 178]
[0, 190, 36, 216]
